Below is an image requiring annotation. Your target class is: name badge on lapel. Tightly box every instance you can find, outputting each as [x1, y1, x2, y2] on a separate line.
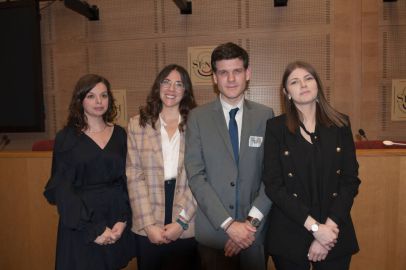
[249, 136, 263, 147]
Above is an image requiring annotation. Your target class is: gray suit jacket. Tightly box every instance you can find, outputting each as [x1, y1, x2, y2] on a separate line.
[185, 97, 274, 249]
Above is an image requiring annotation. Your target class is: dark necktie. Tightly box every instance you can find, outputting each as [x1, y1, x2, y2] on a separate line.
[229, 108, 239, 165]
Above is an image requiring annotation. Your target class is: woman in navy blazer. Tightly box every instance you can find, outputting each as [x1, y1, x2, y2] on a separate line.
[263, 61, 360, 270]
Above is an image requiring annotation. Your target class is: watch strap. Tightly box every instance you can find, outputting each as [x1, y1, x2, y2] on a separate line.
[176, 218, 189, 230]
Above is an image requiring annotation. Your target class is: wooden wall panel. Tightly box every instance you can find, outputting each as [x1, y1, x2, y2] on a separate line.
[382, 0, 406, 25]
[248, 32, 332, 88]
[88, 41, 159, 88]
[42, 0, 333, 128]
[161, 0, 241, 34]
[3, 0, 405, 150]
[247, 0, 331, 27]
[87, 0, 157, 40]
[379, 26, 406, 140]
[359, 0, 379, 140]
[246, 85, 282, 115]
[333, 0, 362, 130]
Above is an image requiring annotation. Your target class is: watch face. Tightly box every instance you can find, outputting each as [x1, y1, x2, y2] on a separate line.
[311, 223, 319, 232]
[251, 218, 260, 227]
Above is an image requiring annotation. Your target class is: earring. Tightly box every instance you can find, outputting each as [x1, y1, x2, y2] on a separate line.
[288, 96, 292, 100]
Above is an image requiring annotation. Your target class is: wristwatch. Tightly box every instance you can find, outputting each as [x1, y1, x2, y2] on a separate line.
[176, 218, 189, 230]
[246, 216, 261, 228]
[310, 222, 320, 233]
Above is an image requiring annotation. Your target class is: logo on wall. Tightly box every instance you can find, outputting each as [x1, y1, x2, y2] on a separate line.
[188, 46, 215, 85]
[391, 79, 406, 121]
[111, 89, 128, 127]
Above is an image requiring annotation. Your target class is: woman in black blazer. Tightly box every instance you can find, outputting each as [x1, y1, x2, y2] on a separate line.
[263, 61, 360, 270]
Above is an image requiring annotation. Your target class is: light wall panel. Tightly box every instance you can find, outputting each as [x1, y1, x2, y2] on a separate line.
[4, 0, 406, 150]
[379, 25, 406, 139]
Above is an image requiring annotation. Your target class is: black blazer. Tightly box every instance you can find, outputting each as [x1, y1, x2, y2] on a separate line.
[262, 114, 360, 263]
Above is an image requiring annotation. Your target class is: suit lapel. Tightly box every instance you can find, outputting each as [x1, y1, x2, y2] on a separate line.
[147, 119, 165, 174]
[284, 128, 311, 201]
[285, 130, 305, 176]
[177, 132, 185, 177]
[211, 99, 236, 163]
[239, 100, 252, 161]
[318, 125, 337, 190]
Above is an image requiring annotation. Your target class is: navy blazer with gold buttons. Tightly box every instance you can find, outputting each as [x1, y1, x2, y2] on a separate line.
[262, 114, 360, 263]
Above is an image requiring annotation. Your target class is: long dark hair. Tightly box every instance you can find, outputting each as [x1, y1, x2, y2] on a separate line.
[67, 74, 117, 133]
[281, 61, 348, 133]
[139, 64, 196, 132]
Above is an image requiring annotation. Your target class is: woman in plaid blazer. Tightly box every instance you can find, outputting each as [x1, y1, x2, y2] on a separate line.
[126, 64, 198, 270]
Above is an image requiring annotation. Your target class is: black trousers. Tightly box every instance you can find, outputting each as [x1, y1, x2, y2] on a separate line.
[272, 254, 352, 270]
[136, 235, 199, 270]
[199, 243, 267, 270]
[198, 244, 239, 270]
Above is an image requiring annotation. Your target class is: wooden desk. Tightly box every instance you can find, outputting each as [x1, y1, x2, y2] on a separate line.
[0, 151, 136, 270]
[0, 150, 405, 269]
[350, 149, 406, 270]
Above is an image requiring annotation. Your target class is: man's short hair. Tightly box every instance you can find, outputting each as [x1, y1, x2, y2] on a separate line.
[211, 42, 249, 72]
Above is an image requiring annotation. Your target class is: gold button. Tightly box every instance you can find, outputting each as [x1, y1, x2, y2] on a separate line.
[336, 169, 341, 175]
[288, 172, 293, 178]
[284, 150, 290, 156]
[336, 147, 341, 152]
[292, 193, 298, 197]
[332, 192, 338, 197]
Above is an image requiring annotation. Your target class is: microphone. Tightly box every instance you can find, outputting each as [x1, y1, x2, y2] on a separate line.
[0, 135, 10, 151]
[358, 129, 368, 141]
[0, 135, 7, 146]
[383, 140, 406, 147]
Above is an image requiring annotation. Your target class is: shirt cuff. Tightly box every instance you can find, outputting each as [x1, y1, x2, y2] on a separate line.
[248, 206, 264, 221]
[179, 209, 188, 221]
[220, 217, 233, 230]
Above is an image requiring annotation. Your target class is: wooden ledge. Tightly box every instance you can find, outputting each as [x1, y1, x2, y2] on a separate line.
[0, 151, 52, 158]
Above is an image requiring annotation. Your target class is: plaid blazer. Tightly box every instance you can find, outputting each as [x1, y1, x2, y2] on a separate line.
[126, 115, 196, 238]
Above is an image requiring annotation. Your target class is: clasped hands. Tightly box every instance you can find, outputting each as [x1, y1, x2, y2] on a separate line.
[94, 221, 126, 246]
[224, 220, 257, 257]
[307, 218, 339, 262]
[144, 222, 184, 245]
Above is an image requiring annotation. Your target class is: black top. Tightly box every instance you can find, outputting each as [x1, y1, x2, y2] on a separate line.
[44, 125, 135, 270]
[263, 114, 360, 263]
[298, 133, 321, 221]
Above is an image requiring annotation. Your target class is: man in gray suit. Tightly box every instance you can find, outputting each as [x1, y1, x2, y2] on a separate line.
[185, 42, 274, 270]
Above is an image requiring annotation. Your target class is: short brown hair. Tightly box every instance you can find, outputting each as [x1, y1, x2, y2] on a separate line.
[211, 42, 249, 72]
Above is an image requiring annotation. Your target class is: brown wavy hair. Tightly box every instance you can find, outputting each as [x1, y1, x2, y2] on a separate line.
[139, 64, 196, 132]
[67, 74, 117, 133]
[281, 61, 348, 133]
